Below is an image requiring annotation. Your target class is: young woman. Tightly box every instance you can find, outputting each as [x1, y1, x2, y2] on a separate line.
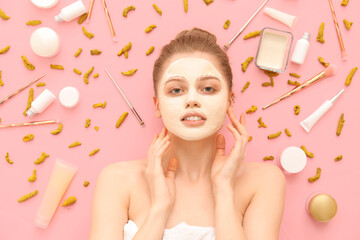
[90, 28, 286, 240]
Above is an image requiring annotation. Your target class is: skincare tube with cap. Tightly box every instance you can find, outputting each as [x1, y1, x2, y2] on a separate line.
[34, 159, 78, 229]
[263, 7, 297, 29]
[300, 89, 344, 133]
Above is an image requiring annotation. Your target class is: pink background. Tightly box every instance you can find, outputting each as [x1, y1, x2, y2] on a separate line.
[0, 0, 359, 239]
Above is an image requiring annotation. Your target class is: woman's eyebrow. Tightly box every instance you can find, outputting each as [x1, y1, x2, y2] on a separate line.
[197, 75, 221, 82]
[164, 76, 186, 84]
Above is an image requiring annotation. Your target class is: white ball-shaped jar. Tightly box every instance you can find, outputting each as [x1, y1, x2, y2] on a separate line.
[30, 27, 61, 57]
[31, 0, 59, 9]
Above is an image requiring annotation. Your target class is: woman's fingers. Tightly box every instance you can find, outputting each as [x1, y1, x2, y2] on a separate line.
[158, 126, 167, 139]
[221, 124, 244, 172]
[240, 112, 246, 126]
[147, 127, 169, 171]
[227, 108, 249, 137]
[215, 134, 226, 156]
[226, 123, 242, 156]
[152, 135, 171, 170]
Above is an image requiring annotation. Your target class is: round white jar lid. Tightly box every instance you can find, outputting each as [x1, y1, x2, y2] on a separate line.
[59, 87, 80, 108]
[280, 146, 307, 173]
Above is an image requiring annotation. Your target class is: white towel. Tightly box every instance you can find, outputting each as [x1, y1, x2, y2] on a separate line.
[124, 219, 215, 240]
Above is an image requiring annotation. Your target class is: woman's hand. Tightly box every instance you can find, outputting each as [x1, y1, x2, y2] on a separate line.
[211, 107, 249, 195]
[146, 127, 178, 216]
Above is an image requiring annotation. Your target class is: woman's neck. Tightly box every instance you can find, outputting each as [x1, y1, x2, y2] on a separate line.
[162, 133, 217, 183]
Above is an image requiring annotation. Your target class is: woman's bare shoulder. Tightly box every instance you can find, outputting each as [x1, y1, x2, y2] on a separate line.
[238, 161, 285, 186]
[100, 159, 147, 181]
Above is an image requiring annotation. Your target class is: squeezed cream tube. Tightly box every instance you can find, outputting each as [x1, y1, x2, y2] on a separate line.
[34, 159, 78, 229]
[263, 7, 297, 29]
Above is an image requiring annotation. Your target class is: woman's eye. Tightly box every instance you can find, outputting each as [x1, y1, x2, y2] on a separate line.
[170, 88, 183, 94]
[203, 86, 215, 93]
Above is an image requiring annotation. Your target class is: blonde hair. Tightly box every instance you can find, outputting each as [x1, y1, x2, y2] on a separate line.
[153, 27, 233, 96]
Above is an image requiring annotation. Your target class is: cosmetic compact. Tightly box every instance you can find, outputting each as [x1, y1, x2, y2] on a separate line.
[306, 193, 338, 222]
[255, 27, 293, 73]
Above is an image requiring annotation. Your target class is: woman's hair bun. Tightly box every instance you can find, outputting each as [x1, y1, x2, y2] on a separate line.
[174, 27, 217, 44]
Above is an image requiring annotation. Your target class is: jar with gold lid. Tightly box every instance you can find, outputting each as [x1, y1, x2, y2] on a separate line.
[306, 192, 338, 222]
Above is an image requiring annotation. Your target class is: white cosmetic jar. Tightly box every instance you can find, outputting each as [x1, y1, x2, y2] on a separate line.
[59, 86, 80, 108]
[278, 146, 307, 174]
[31, 0, 59, 9]
[30, 27, 61, 57]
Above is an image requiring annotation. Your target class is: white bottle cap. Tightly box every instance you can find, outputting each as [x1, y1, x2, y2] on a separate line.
[31, 0, 59, 9]
[30, 27, 61, 57]
[54, 14, 63, 23]
[59, 87, 80, 108]
[279, 146, 307, 173]
[34, 212, 50, 229]
[26, 108, 36, 117]
[302, 32, 310, 41]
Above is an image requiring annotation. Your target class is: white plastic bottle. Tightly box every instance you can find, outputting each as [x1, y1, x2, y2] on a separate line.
[54, 0, 87, 23]
[26, 89, 56, 117]
[291, 32, 310, 64]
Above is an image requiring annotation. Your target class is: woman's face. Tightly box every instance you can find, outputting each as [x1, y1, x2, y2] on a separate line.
[154, 54, 232, 141]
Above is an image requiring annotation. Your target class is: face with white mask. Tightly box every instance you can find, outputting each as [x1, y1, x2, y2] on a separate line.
[154, 53, 233, 141]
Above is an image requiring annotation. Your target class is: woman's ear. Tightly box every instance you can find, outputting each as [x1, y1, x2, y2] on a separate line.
[153, 96, 161, 118]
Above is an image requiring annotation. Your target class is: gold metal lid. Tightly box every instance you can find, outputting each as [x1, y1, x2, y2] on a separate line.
[308, 193, 337, 222]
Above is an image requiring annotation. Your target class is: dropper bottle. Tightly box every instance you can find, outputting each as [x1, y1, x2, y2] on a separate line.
[300, 89, 344, 132]
[291, 32, 310, 64]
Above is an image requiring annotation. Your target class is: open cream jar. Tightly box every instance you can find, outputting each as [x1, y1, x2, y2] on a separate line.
[255, 27, 293, 73]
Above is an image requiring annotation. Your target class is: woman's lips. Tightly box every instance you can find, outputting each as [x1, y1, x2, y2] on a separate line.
[181, 117, 206, 127]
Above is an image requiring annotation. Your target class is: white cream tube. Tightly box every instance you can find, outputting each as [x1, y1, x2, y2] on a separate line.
[300, 89, 344, 133]
[34, 159, 78, 229]
[300, 100, 333, 133]
[263, 7, 297, 29]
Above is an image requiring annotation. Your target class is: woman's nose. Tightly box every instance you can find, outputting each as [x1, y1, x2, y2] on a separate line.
[185, 89, 201, 108]
[186, 100, 201, 108]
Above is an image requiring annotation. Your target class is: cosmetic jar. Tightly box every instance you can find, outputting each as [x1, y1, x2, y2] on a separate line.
[255, 27, 293, 73]
[59, 86, 80, 108]
[306, 193, 337, 222]
[278, 146, 307, 174]
[30, 27, 61, 57]
[31, 0, 59, 8]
